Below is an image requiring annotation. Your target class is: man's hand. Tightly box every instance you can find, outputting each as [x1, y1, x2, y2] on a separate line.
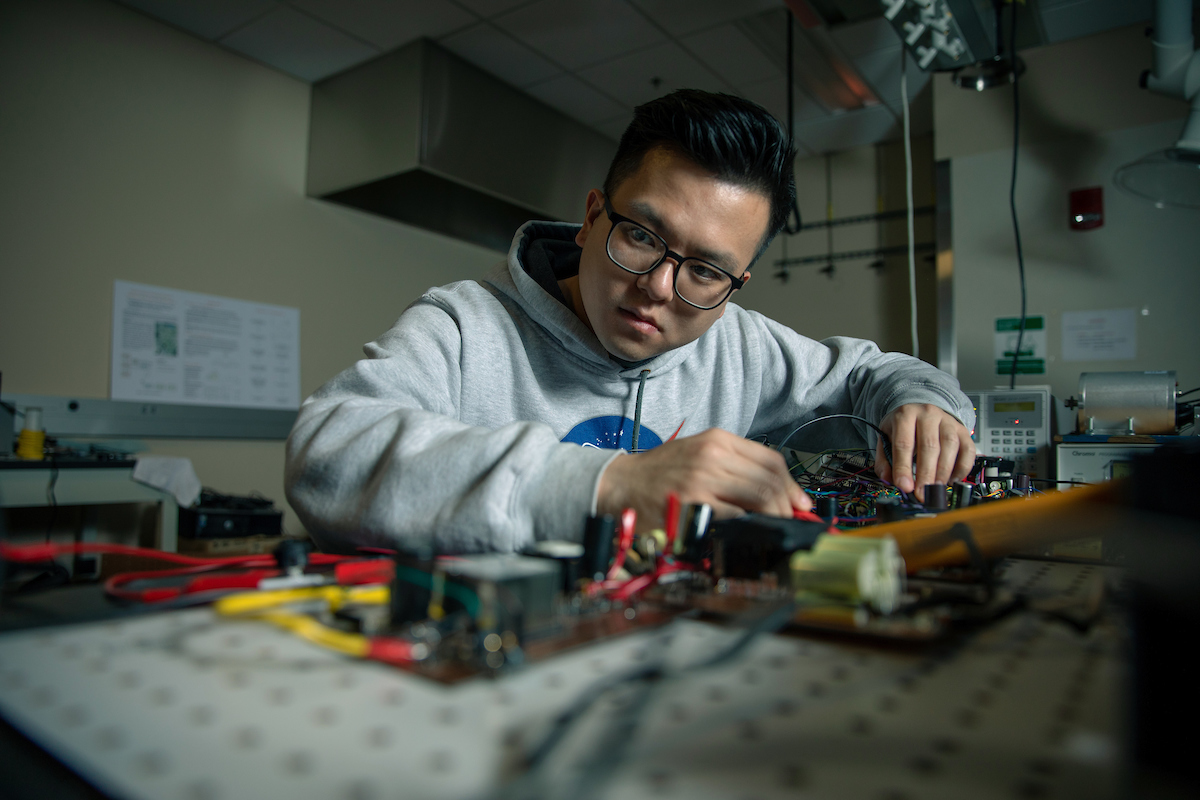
[875, 404, 976, 500]
[597, 428, 811, 532]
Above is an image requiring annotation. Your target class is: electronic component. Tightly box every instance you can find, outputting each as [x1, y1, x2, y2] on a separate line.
[709, 514, 828, 581]
[791, 534, 904, 614]
[1072, 370, 1177, 435]
[965, 386, 1053, 478]
[1056, 442, 1160, 486]
[436, 554, 560, 636]
[178, 491, 283, 539]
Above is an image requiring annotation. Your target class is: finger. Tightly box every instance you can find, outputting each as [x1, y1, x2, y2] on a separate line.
[792, 485, 813, 513]
[888, 413, 916, 494]
[720, 438, 808, 516]
[935, 423, 961, 485]
[951, 432, 977, 482]
[874, 435, 892, 484]
[912, 422, 942, 500]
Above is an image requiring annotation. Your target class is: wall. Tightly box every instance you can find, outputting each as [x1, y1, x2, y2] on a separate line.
[0, 0, 944, 544]
[935, 23, 1200, 402]
[737, 130, 939, 360]
[0, 0, 499, 537]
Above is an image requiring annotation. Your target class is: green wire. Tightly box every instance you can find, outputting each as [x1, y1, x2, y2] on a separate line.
[392, 565, 481, 618]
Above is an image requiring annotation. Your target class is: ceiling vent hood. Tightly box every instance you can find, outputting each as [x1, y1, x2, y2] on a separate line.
[307, 39, 617, 253]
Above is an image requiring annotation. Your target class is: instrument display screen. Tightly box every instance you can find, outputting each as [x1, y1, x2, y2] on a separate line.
[993, 401, 1036, 413]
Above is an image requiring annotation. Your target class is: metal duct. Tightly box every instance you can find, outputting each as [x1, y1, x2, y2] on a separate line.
[307, 39, 617, 253]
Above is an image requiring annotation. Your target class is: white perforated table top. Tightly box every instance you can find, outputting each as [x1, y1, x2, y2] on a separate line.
[0, 559, 1123, 800]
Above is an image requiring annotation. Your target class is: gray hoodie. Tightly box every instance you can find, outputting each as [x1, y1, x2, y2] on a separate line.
[285, 221, 974, 554]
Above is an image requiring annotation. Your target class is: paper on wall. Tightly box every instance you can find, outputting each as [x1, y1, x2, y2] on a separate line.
[111, 281, 300, 409]
[1061, 308, 1136, 361]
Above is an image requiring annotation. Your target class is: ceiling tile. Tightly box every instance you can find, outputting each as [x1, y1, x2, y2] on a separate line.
[629, 0, 786, 37]
[454, 0, 536, 17]
[439, 22, 561, 87]
[288, 0, 477, 51]
[827, 16, 902, 59]
[220, 6, 379, 82]
[739, 74, 831, 127]
[1040, 0, 1152, 44]
[594, 112, 634, 142]
[791, 104, 900, 154]
[680, 24, 781, 89]
[118, 0, 278, 40]
[851, 49, 929, 110]
[524, 73, 628, 125]
[578, 41, 728, 108]
[494, 0, 665, 70]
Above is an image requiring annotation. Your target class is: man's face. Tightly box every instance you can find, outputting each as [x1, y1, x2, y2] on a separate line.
[572, 148, 770, 362]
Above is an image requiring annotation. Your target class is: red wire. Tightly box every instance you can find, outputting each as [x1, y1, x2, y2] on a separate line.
[605, 508, 637, 581]
[0, 541, 350, 567]
[664, 492, 681, 556]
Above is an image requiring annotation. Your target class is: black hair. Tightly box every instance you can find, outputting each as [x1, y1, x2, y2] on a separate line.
[603, 90, 797, 265]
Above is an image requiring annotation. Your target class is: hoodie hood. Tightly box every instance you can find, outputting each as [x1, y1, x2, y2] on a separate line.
[488, 220, 711, 379]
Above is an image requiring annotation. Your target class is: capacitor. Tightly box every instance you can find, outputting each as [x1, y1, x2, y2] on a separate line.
[1013, 474, 1031, 496]
[675, 503, 714, 562]
[582, 514, 616, 582]
[952, 482, 973, 508]
[923, 483, 948, 511]
[815, 495, 839, 520]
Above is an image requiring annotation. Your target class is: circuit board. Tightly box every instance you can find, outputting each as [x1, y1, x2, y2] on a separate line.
[0, 558, 1124, 800]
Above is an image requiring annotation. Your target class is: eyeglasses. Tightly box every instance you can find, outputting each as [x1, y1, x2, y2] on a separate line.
[603, 201, 745, 310]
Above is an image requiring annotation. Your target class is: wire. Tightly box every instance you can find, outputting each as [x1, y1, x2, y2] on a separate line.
[1007, 0, 1027, 390]
[776, 413, 894, 469]
[782, 11, 802, 235]
[45, 456, 59, 543]
[511, 599, 798, 798]
[901, 49, 919, 359]
[1178, 386, 1200, 398]
[0, 540, 350, 568]
[631, 369, 650, 453]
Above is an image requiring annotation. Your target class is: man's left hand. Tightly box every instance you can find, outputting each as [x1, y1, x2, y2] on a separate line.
[874, 404, 975, 500]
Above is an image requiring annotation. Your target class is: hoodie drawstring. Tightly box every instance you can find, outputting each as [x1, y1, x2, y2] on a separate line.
[631, 369, 651, 454]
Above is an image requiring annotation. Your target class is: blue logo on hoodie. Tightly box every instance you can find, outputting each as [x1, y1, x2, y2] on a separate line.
[561, 416, 662, 452]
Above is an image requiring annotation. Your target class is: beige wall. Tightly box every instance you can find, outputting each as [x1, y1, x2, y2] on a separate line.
[738, 132, 938, 360]
[0, 0, 499, 537]
[1, 0, 947, 543]
[934, 23, 1199, 401]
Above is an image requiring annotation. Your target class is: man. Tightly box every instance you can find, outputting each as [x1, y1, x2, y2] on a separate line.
[285, 91, 975, 554]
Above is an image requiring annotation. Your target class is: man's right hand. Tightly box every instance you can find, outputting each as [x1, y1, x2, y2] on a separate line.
[596, 428, 812, 532]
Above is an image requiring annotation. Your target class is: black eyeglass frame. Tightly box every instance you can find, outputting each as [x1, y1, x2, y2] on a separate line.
[602, 200, 746, 311]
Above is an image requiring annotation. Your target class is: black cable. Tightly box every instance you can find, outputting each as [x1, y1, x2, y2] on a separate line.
[1007, 0, 1026, 390]
[1177, 386, 1200, 398]
[782, 10, 802, 236]
[45, 456, 59, 543]
[777, 413, 894, 470]
[510, 600, 798, 798]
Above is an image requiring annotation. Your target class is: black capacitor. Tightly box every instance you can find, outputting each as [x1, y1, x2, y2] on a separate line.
[1013, 474, 1031, 495]
[923, 483, 948, 511]
[815, 495, 839, 520]
[676, 503, 714, 562]
[274, 539, 313, 573]
[952, 482, 974, 508]
[875, 496, 903, 523]
[582, 514, 616, 581]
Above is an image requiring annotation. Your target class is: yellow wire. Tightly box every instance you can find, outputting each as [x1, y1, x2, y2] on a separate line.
[213, 584, 390, 660]
[257, 610, 370, 657]
[215, 584, 388, 616]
